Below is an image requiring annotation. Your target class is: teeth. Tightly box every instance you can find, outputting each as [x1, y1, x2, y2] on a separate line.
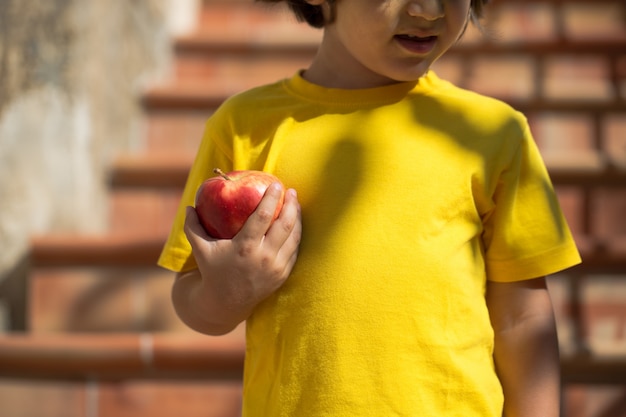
[400, 34, 431, 40]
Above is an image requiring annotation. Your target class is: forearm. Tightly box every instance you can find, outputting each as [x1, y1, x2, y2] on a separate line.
[493, 307, 561, 417]
[172, 269, 253, 335]
[487, 278, 561, 417]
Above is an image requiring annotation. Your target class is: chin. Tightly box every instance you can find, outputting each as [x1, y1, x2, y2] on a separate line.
[391, 68, 431, 83]
[388, 61, 434, 82]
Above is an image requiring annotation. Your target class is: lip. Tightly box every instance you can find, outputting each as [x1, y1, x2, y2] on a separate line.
[394, 34, 438, 54]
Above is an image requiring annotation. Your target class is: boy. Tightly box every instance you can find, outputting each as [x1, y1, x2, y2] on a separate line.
[159, 0, 582, 416]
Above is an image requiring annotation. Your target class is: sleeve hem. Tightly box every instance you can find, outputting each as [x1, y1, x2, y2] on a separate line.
[486, 243, 582, 283]
[157, 247, 198, 273]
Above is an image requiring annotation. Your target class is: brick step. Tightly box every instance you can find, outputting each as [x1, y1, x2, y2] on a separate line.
[27, 265, 181, 333]
[168, 34, 626, 99]
[105, 154, 191, 236]
[196, 0, 320, 45]
[167, 0, 625, 104]
[0, 332, 244, 381]
[26, 235, 180, 333]
[172, 45, 313, 94]
[562, 355, 626, 385]
[572, 250, 626, 274]
[195, 0, 626, 43]
[0, 378, 243, 417]
[171, 36, 626, 97]
[142, 84, 626, 113]
[196, 0, 625, 43]
[175, 36, 626, 61]
[104, 152, 626, 256]
[23, 224, 173, 332]
[141, 109, 206, 155]
[0, 331, 244, 415]
[26, 227, 626, 276]
[179, 0, 625, 119]
[108, 152, 626, 189]
[30, 234, 166, 268]
[25, 240, 615, 277]
[107, 188, 182, 237]
[110, 153, 194, 190]
[491, 0, 624, 3]
[0, 331, 622, 385]
[141, 84, 626, 117]
[550, 166, 626, 187]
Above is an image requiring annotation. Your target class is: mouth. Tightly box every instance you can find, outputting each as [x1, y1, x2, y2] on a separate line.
[394, 34, 438, 54]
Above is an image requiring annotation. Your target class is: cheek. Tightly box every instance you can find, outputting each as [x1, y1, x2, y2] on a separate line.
[448, 0, 472, 23]
[446, 5, 472, 39]
[337, 22, 384, 58]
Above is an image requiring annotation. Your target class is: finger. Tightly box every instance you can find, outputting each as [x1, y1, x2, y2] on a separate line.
[276, 189, 302, 267]
[265, 188, 301, 250]
[236, 182, 284, 241]
[280, 242, 301, 279]
[183, 206, 214, 249]
[276, 221, 302, 278]
[272, 193, 302, 280]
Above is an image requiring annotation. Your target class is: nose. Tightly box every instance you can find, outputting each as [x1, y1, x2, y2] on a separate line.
[407, 0, 444, 20]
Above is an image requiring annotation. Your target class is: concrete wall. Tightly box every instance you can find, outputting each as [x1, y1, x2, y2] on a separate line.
[0, 0, 198, 277]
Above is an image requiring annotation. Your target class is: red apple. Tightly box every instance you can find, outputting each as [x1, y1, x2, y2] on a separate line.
[194, 168, 285, 239]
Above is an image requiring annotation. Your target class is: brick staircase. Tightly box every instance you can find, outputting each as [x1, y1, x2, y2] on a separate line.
[0, 0, 625, 415]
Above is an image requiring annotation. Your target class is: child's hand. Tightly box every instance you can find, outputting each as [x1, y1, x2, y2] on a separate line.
[179, 183, 301, 334]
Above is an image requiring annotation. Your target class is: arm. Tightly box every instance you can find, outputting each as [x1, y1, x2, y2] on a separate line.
[486, 277, 561, 417]
[172, 183, 302, 335]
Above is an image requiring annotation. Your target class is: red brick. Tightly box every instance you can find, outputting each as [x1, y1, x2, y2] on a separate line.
[531, 114, 595, 154]
[196, 1, 320, 45]
[466, 55, 536, 100]
[174, 48, 314, 86]
[143, 111, 207, 154]
[97, 381, 242, 417]
[555, 187, 587, 245]
[29, 268, 185, 333]
[544, 56, 613, 101]
[605, 114, 626, 167]
[592, 189, 626, 242]
[563, 2, 626, 41]
[488, 2, 557, 43]
[108, 189, 182, 237]
[0, 379, 87, 417]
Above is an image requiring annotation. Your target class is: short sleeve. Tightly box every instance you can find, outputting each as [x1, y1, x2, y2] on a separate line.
[482, 123, 581, 282]
[157, 120, 233, 272]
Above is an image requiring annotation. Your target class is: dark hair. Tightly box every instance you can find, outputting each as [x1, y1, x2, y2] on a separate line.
[256, 0, 490, 29]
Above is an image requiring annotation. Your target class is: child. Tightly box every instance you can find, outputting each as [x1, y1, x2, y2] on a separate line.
[158, 0, 582, 416]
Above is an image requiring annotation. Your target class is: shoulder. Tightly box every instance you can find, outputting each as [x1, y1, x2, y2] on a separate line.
[204, 78, 294, 140]
[424, 73, 526, 128]
[415, 73, 531, 150]
[218, 79, 293, 114]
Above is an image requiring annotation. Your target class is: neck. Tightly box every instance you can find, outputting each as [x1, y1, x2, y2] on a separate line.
[303, 32, 404, 90]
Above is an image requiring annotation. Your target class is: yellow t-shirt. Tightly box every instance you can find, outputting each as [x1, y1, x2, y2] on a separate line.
[159, 71, 581, 417]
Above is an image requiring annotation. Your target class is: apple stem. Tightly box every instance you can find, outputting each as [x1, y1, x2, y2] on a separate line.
[213, 168, 232, 181]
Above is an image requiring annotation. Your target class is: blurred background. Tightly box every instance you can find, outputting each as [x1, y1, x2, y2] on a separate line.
[0, 0, 624, 416]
